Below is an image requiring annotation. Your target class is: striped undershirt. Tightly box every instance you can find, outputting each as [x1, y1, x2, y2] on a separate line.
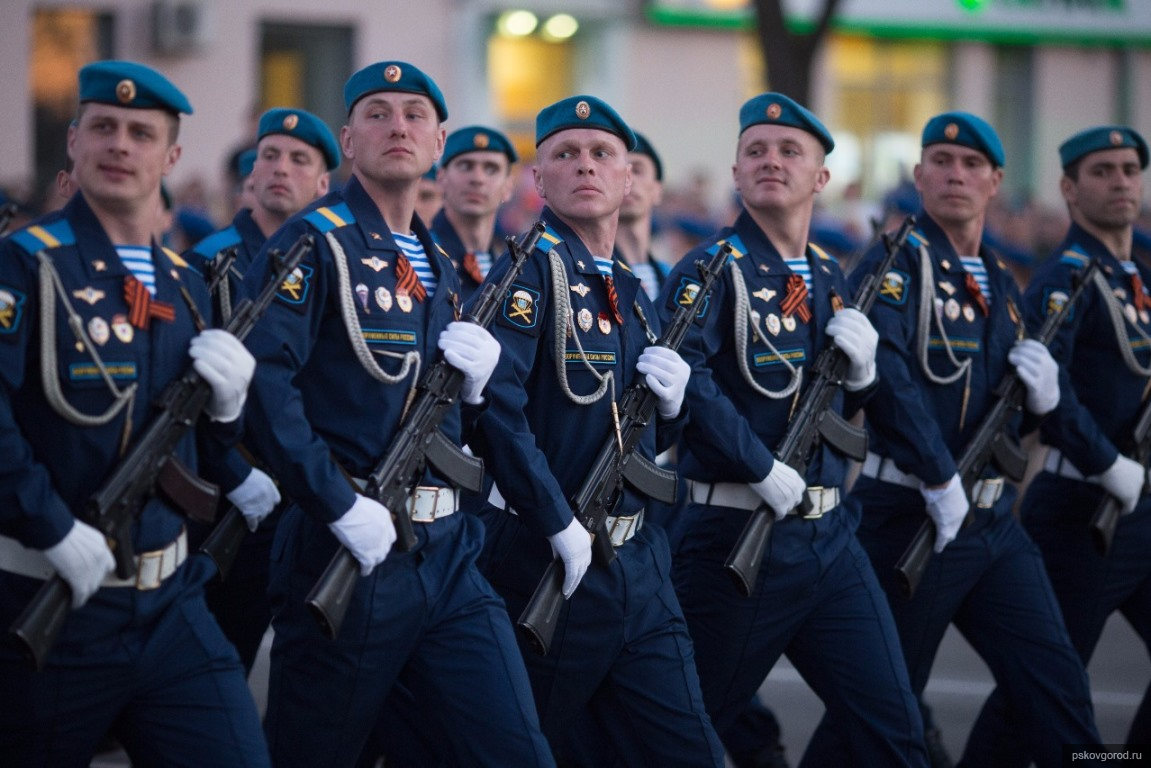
[474, 251, 493, 280]
[594, 256, 615, 278]
[392, 231, 437, 298]
[117, 245, 157, 296]
[783, 256, 813, 293]
[959, 255, 992, 304]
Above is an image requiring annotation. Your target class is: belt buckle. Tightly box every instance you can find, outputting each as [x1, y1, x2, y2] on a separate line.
[135, 547, 165, 591]
[973, 477, 1003, 509]
[409, 487, 438, 523]
[608, 514, 637, 547]
[802, 486, 828, 520]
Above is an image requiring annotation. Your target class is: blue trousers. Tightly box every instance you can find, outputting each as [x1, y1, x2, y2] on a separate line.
[962, 475, 1151, 766]
[674, 500, 927, 768]
[264, 506, 553, 768]
[0, 557, 269, 768]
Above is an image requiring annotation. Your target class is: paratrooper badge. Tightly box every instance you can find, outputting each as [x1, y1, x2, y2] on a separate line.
[0, 286, 26, 334]
[878, 270, 908, 306]
[498, 283, 542, 336]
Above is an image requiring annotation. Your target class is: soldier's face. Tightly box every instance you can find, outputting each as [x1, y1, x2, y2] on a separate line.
[68, 104, 180, 216]
[251, 134, 330, 217]
[733, 124, 828, 216]
[438, 151, 513, 220]
[914, 144, 1002, 230]
[533, 128, 631, 227]
[342, 93, 445, 189]
[1062, 147, 1143, 232]
[620, 153, 662, 224]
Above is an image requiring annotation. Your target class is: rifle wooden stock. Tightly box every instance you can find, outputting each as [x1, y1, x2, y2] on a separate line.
[8, 235, 313, 669]
[724, 217, 916, 596]
[305, 223, 546, 640]
[895, 255, 1102, 598]
[515, 243, 732, 655]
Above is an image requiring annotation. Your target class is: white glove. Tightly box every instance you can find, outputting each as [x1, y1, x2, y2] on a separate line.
[226, 467, 281, 532]
[1100, 454, 1145, 514]
[826, 308, 878, 391]
[547, 517, 592, 599]
[636, 345, 690, 419]
[750, 461, 807, 521]
[438, 321, 500, 405]
[44, 519, 115, 608]
[328, 495, 397, 576]
[1007, 339, 1060, 416]
[920, 474, 969, 553]
[189, 329, 256, 423]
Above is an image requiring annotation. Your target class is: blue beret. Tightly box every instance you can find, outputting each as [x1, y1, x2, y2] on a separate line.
[441, 126, 518, 168]
[738, 93, 833, 154]
[237, 148, 258, 179]
[922, 111, 1005, 167]
[343, 61, 447, 121]
[535, 96, 636, 151]
[258, 108, 341, 170]
[1059, 125, 1149, 170]
[78, 60, 192, 115]
[631, 132, 663, 181]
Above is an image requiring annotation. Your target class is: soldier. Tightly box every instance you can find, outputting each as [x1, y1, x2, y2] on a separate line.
[431, 125, 518, 302]
[660, 92, 927, 767]
[0, 60, 268, 766]
[187, 107, 340, 672]
[616, 131, 671, 302]
[963, 126, 1151, 762]
[804, 112, 1102, 768]
[465, 95, 725, 766]
[238, 61, 553, 768]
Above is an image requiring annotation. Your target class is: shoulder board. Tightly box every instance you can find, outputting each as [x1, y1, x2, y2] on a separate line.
[908, 230, 929, 249]
[617, 260, 633, 274]
[706, 235, 745, 260]
[1059, 246, 1090, 267]
[190, 226, 241, 259]
[9, 220, 76, 255]
[808, 243, 834, 262]
[161, 247, 189, 269]
[536, 226, 563, 254]
[304, 203, 356, 234]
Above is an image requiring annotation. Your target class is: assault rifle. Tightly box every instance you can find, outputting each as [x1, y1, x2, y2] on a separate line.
[305, 222, 546, 640]
[895, 255, 1102, 597]
[9, 234, 314, 670]
[516, 242, 732, 656]
[1089, 386, 1151, 557]
[724, 216, 916, 597]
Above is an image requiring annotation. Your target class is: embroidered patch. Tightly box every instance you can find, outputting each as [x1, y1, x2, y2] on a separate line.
[69, 362, 138, 381]
[497, 283, 542, 336]
[878, 269, 909, 306]
[276, 262, 315, 313]
[564, 349, 617, 367]
[927, 336, 981, 353]
[362, 328, 418, 346]
[0, 286, 27, 335]
[1043, 288, 1074, 323]
[753, 348, 805, 368]
[670, 276, 710, 322]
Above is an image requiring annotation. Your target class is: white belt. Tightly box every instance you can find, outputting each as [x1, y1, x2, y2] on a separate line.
[860, 452, 1005, 509]
[1043, 448, 1101, 484]
[487, 485, 643, 547]
[687, 481, 839, 519]
[352, 482, 458, 522]
[0, 527, 188, 590]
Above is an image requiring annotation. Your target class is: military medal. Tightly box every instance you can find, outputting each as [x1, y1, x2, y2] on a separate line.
[597, 312, 611, 334]
[396, 289, 413, 313]
[945, 298, 960, 321]
[1125, 303, 1138, 325]
[111, 313, 133, 343]
[578, 307, 593, 332]
[376, 286, 392, 312]
[962, 304, 975, 322]
[356, 283, 370, 313]
[766, 313, 781, 336]
[782, 315, 796, 333]
[87, 316, 109, 345]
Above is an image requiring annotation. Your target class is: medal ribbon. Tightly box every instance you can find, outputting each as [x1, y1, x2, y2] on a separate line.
[780, 274, 812, 323]
[123, 275, 175, 329]
[395, 254, 427, 303]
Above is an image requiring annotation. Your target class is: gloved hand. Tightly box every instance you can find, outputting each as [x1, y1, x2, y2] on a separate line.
[44, 519, 115, 608]
[826, 308, 878, 391]
[920, 474, 969, 553]
[328, 495, 397, 576]
[189, 329, 256, 423]
[751, 461, 807, 521]
[226, 467, 281, 532]
[547, 517, 592, 599]
[1100, 454, 1145, 514]
[1008, 339, 1060, 416]
[438, 321, 500, 405]
[636, 345, 691, 419]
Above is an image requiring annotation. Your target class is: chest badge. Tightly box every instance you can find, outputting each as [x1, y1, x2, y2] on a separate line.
[72, 287, 106, 305]
[362, 256, 389, 272]
[752, 287, 777, 303]
[577, 307, 593, 332]
[765, 313, 781, 336]
[571, 282, 590, 298]
[87, 316, 110, 345]
[376, 286, 392, 312]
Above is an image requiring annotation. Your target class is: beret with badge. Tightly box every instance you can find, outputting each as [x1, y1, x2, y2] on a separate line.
[258, 108, 341, 170]
[631, 132, 664, 181]
[1059, 125, 1148, 170]
[343, 61, 447, 121]
[922, 111, 1005, 168]
[441, 126, 518, 169]
[536, 95, 636, 151]
[738, 92, 834, 154]
[79, 59, 192, 115]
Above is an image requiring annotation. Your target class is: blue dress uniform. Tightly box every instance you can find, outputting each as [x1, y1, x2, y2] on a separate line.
[963, 223, 1151, 762]
[430, 208, 505, 304]
[240, 174, 553, 768]
[662, 211, 927, 767]
[0, 194, 270, 766]
[804, 212, 1101, 768]
[465, 207, 725, 767]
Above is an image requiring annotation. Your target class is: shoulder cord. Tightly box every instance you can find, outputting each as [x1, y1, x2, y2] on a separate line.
[327, 232, 421, 392]
[548, 250, 614, 406]
[916, 244, 972, 388]
[1091, 268, 1151, 377]
[37, 251, 136, 427]
[731, 260, 802, 399]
